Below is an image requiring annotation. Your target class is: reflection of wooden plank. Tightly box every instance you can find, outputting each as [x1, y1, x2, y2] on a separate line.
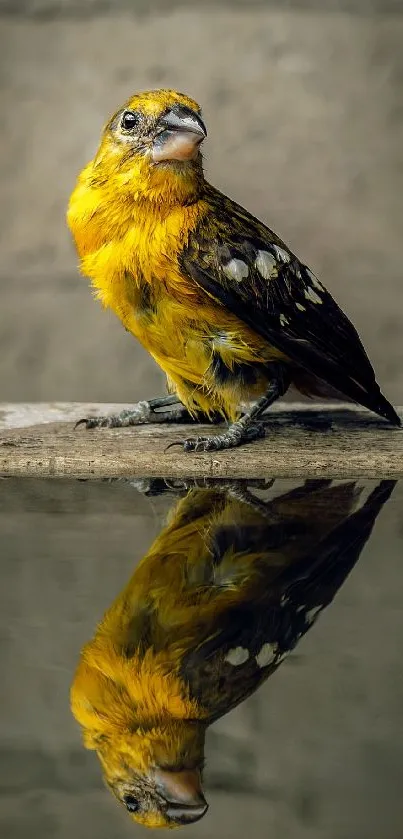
[0, 402, 402, 479]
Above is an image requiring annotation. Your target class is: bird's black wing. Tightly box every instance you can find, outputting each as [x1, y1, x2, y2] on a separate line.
[180, 190, 399, 424]
[180, 480, 396, 722]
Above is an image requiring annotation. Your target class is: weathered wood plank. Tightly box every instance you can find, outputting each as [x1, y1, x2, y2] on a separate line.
[0, 402, 402, 479]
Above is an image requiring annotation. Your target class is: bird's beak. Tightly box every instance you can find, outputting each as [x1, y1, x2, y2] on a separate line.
[152, 107, 207, 163]
[154, 768, 208, 825]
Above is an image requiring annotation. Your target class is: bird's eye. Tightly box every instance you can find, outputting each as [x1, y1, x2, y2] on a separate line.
[121, 111, 138, 131]
[123, 794, 140, 813]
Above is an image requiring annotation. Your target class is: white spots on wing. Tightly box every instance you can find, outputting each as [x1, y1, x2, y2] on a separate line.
[280, 314, 289, 327]
[255, 250, 277, 280]
[225, 646, 250, 666]
[223, 258, 249, 283]
[272, 245, 291, 264]
[255, 642, 277, 668]
[296, 302, 306, 312]
[307, 268, 323, 290]
[304, 286, 323, 305]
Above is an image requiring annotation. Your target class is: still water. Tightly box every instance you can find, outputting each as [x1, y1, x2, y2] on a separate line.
[1, 477, 403, 839]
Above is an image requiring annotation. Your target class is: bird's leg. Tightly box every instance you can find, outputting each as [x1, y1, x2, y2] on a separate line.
[76, 395, 224, 430]
[168, 364, 290, 453]
[76, 394, 193, 430]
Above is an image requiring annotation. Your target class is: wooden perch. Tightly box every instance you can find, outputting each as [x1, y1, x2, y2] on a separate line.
[0, 402, 402, 480]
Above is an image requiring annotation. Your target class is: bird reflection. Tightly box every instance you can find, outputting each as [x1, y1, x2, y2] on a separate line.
[70, 478, 395, 829]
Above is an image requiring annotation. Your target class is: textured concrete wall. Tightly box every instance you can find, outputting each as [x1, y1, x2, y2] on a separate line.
[1, 3, 402, 406]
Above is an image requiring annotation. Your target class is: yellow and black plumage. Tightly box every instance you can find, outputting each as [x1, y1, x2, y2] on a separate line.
[70, 478, 395, 828]
[67, 89, 400, 451]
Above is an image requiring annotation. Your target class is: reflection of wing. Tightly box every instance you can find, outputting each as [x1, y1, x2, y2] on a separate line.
[180, 190, 399, 425]
[180, 481, 396, 722]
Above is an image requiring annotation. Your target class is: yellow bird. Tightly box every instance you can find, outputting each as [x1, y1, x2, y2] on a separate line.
[67, 89, 400, 451]
[70, 478, 395, 828]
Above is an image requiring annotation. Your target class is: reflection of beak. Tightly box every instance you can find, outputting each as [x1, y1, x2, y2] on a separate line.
[154, 768, 208, 825]
[152, 107, 207, 163]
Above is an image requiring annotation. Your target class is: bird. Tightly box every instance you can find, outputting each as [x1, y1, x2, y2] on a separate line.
[70, 478, 395, 828]
[67, 89, 400, 452]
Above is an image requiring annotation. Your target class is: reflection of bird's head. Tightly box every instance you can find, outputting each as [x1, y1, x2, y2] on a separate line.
[71, 651, 208, 828]
[100, 731, 207, 829]
[90, 89, 206, 205]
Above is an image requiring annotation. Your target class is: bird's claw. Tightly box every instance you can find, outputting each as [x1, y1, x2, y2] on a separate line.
[164, 440, 186, 453]
[74, 403, 153, 431]
[166, 422, 266, 453]
[75, 416, 110, 430]
[75, 417, 89, 430]
[75, 416, 120, 430]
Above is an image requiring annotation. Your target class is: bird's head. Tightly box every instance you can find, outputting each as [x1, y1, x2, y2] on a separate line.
[88, 723, 208, 829]
[93, 89, 207, 205]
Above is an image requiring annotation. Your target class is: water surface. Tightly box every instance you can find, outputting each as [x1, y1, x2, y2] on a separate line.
[1, 477, 402, 839]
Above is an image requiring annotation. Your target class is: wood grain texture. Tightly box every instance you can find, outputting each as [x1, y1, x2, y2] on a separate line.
[0, 402, 402, 479]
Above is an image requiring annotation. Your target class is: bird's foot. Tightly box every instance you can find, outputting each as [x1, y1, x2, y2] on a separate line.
[75, 397, 190, 430]
[119, 477, 275, 499]
[167, 420, 266, 453]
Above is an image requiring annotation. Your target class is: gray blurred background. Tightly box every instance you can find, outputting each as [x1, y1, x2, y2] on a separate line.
[1, 0, 402, 406]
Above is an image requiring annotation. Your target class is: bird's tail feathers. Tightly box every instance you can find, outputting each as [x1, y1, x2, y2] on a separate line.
[361, 385, 401, 427]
